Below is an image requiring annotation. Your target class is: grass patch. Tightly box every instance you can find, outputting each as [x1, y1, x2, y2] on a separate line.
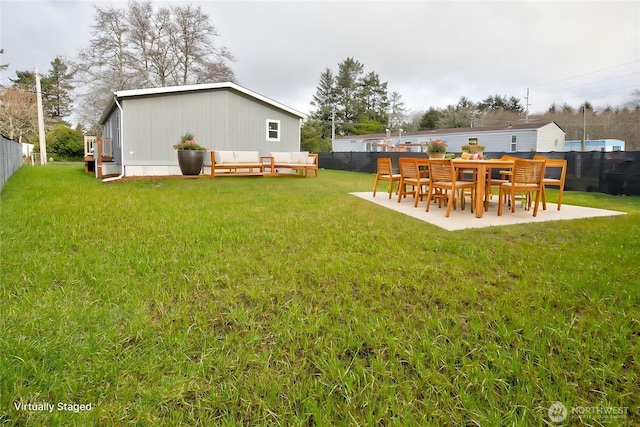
[1, 165, 639, 425]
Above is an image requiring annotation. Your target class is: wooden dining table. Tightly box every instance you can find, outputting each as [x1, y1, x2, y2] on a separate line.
[452, 159, 514, 218]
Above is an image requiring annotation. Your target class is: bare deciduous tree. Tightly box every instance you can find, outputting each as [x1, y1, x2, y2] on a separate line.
[73, 0, 236, 127]
[0, 85, 38, 141]
[388, 91, 406, 130]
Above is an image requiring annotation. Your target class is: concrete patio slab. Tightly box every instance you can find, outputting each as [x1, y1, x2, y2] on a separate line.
[350, 192, 626, 231]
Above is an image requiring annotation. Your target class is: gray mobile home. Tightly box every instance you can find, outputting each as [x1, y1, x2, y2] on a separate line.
[97, 82, 305, 178]
[332, 122, 566, 153]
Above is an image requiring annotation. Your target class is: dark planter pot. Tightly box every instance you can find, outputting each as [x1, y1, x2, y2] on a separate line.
[177, 150, 205, 175]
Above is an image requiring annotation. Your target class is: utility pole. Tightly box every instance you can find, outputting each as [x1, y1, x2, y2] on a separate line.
[35, 67, 47, 165]
[331, 107, 335, 141]
[581, 105, 586, 152]
[524, 88, 531, 124]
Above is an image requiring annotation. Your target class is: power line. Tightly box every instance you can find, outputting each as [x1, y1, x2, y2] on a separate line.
[529, 60, 640, 89]
[526, 61, 640, 110]
[535, 72, 640, 95]
[531, 84, 639, 108]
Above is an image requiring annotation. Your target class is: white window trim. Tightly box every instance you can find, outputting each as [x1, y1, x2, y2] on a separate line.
[266, 119, 280, 142]
[510, 135, 517, 152]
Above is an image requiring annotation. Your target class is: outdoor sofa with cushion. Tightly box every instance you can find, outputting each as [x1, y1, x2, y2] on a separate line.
[210, 151, 274, 177]
[210, 150, 318, 177]
[270, 152, 319, 177]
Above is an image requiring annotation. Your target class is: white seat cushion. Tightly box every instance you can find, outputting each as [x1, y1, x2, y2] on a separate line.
[271, 152, 292, 164]
[291, 151, 309, 164]
[233, 151, 259, 163]
[215, 151, 234, 164]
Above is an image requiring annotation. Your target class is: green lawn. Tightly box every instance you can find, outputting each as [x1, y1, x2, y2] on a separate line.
[1, 165, 639, 426]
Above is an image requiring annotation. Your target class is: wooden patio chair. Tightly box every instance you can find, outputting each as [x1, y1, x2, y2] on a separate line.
[373, 157, 401, 198]
[397, 158, 429, 207]
[498, 159, 546, 217]
[486, 155, 518, 208]
[425, 159, 475, 217]
[534, 155, 567, 210]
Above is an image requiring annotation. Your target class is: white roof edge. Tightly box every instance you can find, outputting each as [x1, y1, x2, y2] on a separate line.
[114, 82, 306, 118]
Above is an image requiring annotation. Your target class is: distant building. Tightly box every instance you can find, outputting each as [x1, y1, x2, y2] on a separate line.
[332, 122, 566, 153]
[564, 139, 625, 152]
[21, 142, 34, 158]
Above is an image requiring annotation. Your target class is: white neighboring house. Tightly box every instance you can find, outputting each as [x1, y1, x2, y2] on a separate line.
[564, 139, 625, 152]
[21, 142, 34, 158]
[332, 122, 566, 153]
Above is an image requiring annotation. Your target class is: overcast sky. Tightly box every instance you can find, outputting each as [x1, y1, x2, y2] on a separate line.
[1, 0, 639, 120]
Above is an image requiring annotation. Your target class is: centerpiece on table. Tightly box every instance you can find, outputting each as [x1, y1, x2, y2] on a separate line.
[426, 139, 447, 159]
[173, 132, 207, 175]
[461, 142, 486, 160]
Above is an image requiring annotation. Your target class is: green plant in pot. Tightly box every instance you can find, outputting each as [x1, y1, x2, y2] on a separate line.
[173, 132, 207, 175]
[426, 139, 447, 159]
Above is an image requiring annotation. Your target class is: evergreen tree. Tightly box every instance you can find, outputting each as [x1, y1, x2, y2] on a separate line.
[42, 57, 74, 121]
[310, 68, 336, 139]
[478, 94, 523, 113]
[334, 57, 364, 134]
[580, 100, 594, 111]
[301, 119, 331, 153]
[506, 96, 524, 113]
[419, 107, 441, 130]
[311, 57, 392, 137]
[359, 71, 389, 125]
[351, 117, 385, 135]
[11, 70, 36, 91]
[11, 58, 74, 124]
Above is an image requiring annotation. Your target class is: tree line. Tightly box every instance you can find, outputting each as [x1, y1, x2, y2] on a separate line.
[303, 58, 640, 151]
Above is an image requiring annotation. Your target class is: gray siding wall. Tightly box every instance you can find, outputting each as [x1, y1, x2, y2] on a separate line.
[121, 88, 301, 166]
[507, 131, 537, 152]
[226, 92, 301, 154]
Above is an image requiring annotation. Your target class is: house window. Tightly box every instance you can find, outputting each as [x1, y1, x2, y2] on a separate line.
[468, 138, 478, 145]
[116, 113, 121, 148]
[266, 119, 280, 141]
[104, 118, 112, 139]
[510, 135, 517, 152]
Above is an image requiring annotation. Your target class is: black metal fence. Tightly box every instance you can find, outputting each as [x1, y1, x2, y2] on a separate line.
[1, 135, 23, 191]
[318, 151, 640, 196]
